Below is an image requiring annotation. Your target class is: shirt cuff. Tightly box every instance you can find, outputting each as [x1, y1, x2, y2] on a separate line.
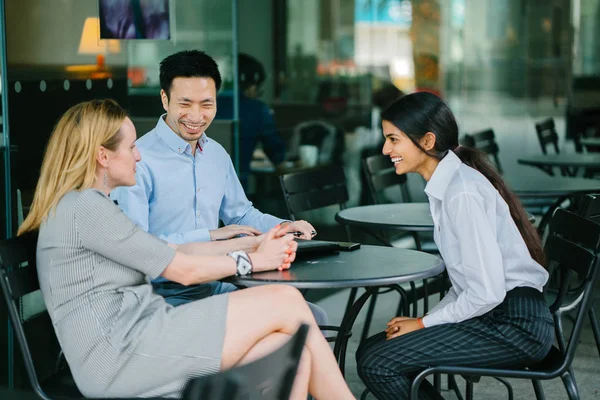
[185, 229, 212, 243]
[421, 313, 444, 328]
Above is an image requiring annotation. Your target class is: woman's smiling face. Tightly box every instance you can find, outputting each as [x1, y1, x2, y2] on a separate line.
[381, 120, 426, 176]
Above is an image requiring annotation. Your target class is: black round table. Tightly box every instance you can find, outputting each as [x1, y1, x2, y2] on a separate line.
[336, 203, 535, 233]
[227, 245, 444, 375]
[336, 173, 600, 239]
[506, 173, 600, 198]
[518, 154, 600, 177]
[579, 137, 600, 149]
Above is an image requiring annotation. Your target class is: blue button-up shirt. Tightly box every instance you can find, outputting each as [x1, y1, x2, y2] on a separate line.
[111, 115, 284, 250]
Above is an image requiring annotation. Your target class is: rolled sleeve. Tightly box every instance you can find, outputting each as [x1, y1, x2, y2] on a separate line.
[219, 157, 284, 232]
[423, 193, 506, 327]
[74, 190, 175, 279]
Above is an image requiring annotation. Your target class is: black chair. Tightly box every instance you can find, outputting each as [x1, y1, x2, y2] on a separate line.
[361, 154, 416, 246]
[279, 165, 409, 347]
[183, 324, 308, 400]
[534, 118, 586, 177]
[362, 153, 411, 206]
[0, 234, 182, 400]
[279, 165, 356, 340]
[535, 118, 560, 155]
[410, 209, 600, 400]
[574, 193, 600, 358]
[279, 164, 350, 225]
[0, 233, 81, 400]
[462, 129, 503, 174]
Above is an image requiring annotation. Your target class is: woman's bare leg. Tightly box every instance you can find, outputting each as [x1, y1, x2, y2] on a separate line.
[235, 332, 311, 400]
[221, 284, 354, 399]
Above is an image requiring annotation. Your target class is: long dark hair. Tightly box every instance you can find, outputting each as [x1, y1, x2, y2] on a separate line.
[381, 92, 544, 266]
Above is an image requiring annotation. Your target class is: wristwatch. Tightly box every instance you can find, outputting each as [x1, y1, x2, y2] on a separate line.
[227, 250, 253, 276]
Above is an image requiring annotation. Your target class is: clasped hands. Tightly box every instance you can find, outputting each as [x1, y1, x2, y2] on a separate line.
[250, 225, 298, 272]
[385, 316, 425, 340]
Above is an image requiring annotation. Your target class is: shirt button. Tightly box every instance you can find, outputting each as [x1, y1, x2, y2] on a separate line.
[196, 212, 202, 218]
[196, 188, 201, 192]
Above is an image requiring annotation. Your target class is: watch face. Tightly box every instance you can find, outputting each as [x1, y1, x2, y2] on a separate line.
[234, 251, 253, 276]
[239, 262, 251, 275]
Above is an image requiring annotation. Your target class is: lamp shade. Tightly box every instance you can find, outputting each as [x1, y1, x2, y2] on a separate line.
[78, 17, 120, 55]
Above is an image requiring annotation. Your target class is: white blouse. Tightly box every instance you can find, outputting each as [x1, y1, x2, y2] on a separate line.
[421, 151, 548, 327]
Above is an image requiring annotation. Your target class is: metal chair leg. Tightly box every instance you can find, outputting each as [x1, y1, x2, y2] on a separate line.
[422, 278, 429, 313]
[448, 374, 464, 400]
[561, 370, 580, 400]
[433, 373, 441, 393]
[587, 306, 600, 358]
[334, 287, 379, 376]
[465, 380, 474, 400]
[361, 292, 378, 343]
[554, 312, 568, 353]
[410, 281, 418, 317]
[532, 380, 546, 400]
[494, 377, 514, 400]
[360, 388, 370, 400]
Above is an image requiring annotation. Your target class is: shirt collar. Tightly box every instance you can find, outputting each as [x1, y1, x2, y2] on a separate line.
[424, 150, 463, 201]
[155, 114, 208, 155]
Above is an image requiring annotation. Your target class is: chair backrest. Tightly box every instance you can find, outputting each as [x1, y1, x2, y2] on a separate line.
[279, 164, 349, 220]
[462, 128, 503, 174]
[362, 153, 411, 204]
[577, 193, 600, 225]
[0, 233, 60, 399]
[534, 118, 560, 155]
[546, 209, 600, 366]
[183, 324, 309, 400]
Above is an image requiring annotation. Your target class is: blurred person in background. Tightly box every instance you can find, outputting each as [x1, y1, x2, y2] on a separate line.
[216, 53, 287, 190]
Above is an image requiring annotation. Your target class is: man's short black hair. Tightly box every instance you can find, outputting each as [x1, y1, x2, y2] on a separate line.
[159, 50, 222, 98]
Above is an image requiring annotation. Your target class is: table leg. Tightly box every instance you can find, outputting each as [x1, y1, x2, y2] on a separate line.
[333, 287, 378, 376]
[333, 285, 410, 376]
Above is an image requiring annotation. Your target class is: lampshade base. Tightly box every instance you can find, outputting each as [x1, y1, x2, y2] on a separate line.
[96, 54, 105, 71]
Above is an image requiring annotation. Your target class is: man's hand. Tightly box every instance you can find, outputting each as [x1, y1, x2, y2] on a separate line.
[385, 316, 424, 340]
[281, 220, 316, 240]
[209, 225, 262, 241]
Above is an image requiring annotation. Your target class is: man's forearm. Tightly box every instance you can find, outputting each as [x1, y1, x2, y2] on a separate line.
[175, 236, 258, 256]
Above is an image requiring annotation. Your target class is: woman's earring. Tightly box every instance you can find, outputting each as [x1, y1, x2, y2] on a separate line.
[103, 169, 108, 187]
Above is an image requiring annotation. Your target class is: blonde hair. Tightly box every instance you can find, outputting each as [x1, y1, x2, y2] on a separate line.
[18, 99, 127, 235]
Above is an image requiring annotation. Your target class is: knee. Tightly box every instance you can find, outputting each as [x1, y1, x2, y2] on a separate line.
[271, 284, 306, 306]
[355, 334, 390, 382]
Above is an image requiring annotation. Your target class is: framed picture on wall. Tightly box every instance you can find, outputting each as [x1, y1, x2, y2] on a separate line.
[99, 0, 171, 40]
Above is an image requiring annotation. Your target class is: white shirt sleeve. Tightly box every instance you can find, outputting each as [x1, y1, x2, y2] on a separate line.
[426, 285, 458, 315]
[422, 192, 506, 327]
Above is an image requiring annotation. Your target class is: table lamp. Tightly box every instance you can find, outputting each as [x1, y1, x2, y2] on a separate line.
[78, 17, 120, 71]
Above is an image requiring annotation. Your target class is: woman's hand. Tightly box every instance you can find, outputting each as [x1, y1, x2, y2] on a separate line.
[249, 225, 298, 272]
[385, 316, 424, 340]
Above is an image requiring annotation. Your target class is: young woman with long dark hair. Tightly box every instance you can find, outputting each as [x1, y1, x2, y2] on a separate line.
[356, 92, 554, 399]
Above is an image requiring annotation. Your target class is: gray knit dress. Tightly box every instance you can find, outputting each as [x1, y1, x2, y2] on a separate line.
[36, 189, 229, 398]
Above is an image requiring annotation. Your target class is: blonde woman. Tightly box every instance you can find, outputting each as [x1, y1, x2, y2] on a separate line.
[19, 99, 354, 400]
